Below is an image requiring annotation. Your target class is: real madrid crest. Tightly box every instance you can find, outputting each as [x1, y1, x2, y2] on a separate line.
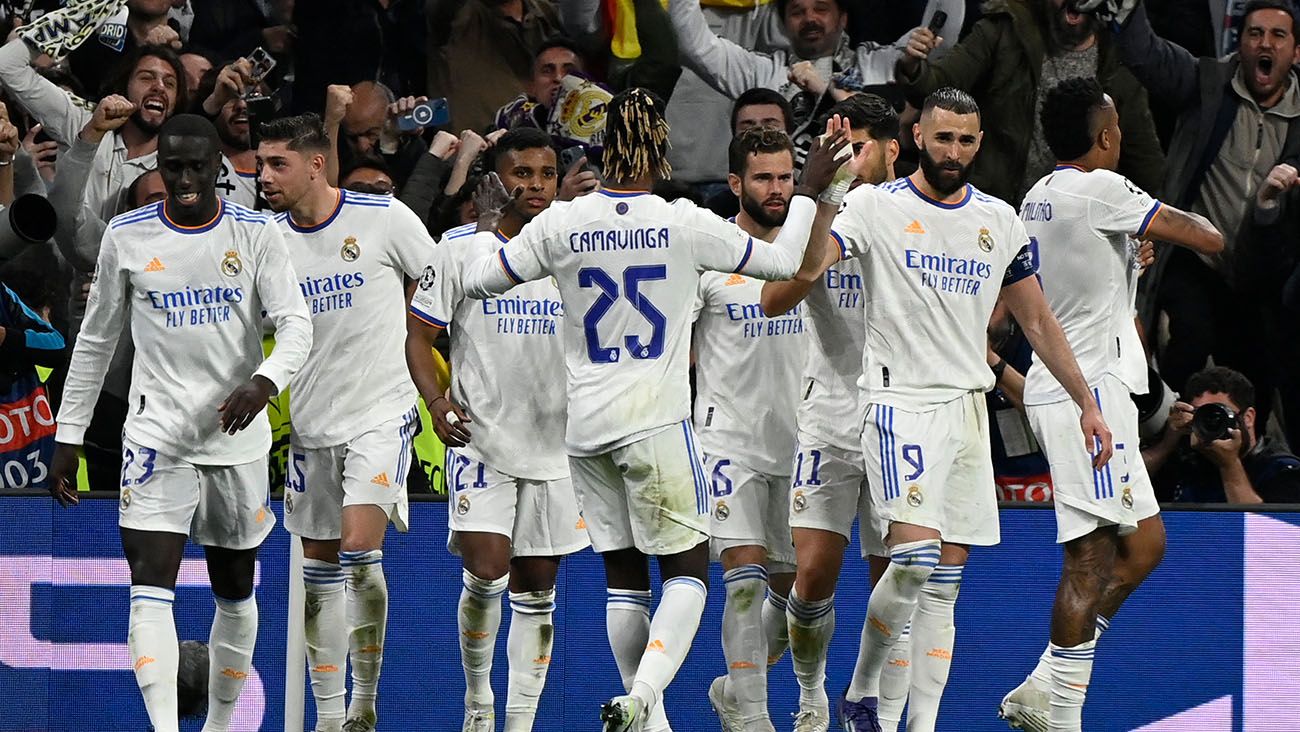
[714, 500, 730, 521]
[221, 250, 242, 276]
[120, 487, 132, 509]
[792, 489, 807, 513]
[1121, 487, 1134, 510]
[977, 227, 994, 253]
[907, 484, 924, 507]
[457, 495, 471, 515]
[419, 265, 437, 290]
[285, 491, 294, 514]
[341, 236, 360, 262]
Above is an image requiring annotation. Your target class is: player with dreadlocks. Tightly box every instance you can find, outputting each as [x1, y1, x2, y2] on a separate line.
[460, 88, 853, 732]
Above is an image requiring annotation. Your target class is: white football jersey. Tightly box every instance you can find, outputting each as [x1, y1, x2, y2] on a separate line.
[410, 223, 569, 480]
[692, 270, 804, 476]
[1020, 165, 1161, 405]
[835, 178, 1036, 411]
[462, 189, 817, 456]
[56, 200, 313, 464]
[216, 155, 259, 209]
[797, 241, 867, 452]
[275, 190, 433, 448]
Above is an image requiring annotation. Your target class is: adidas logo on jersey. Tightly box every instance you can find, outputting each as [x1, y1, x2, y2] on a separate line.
[144, 257, 166, 272]
[646, 639, 666, 653]
[724, 273, 745, 286]
[371, 472, 391, 487]
[904, 220, 926, 235]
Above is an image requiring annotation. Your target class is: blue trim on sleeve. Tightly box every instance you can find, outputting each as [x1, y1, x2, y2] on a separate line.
[498, 250, 524, 284]
[1136, 201, 1164, 238]
[734, 237, 754, 273]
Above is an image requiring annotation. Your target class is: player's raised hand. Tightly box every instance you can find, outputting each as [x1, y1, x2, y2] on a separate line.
[473, 171, 521, 232]
[430, 396, 473, 447]
[217, 375, 277, 435]
[48, 443, 80, 507]
[558, 154, 599, 201]
[1081, 405, 1113, 469]
[797, 115, 851, 197]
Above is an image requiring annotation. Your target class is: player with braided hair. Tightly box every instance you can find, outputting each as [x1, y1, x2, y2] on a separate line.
[460, 88, 851, 732]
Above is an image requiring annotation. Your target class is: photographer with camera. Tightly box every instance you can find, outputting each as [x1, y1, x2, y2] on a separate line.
[1143, 366, 1300, 503]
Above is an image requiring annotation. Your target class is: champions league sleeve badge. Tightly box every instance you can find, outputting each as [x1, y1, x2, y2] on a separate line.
[419, 265, 437, 290]
[978, 227, 994, 253]
[221, 250, 242, 277]
[341, 236, 361, 262]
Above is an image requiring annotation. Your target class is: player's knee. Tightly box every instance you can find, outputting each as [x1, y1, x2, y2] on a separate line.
[794, 564, 839, 601]
[886, 539, 942, 589]
[720, 545, 768, 571]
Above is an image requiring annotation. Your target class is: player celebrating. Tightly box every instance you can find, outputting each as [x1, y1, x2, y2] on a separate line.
[999, 78, 1222, 732]
[461, 88, 847, 732]
[691, 126, 810, 732]
[256, 113, 433, 732]
[830, 88, 1113, 732]
[48, 114, 312, 732]
[405, 127, 590, 732]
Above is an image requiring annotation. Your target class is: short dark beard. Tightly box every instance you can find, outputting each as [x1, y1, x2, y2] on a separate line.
[917, 143, 971, 196]
[740, 189, 787, 228]
[217, 121, 250, 151]
[1043, 0, 1100, 53]
[131, 109, 162, 136]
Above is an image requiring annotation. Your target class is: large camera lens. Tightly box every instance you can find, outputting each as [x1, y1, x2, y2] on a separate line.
[1192, 402, 1237, 442]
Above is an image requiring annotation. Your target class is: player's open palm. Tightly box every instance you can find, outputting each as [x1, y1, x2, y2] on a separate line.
[431, 396, 473, 447]
[1080, 407, 1113, 469]
[48, 443, 80, 507]
[218, 375, 276, 435]
[798, 115, 851, 194]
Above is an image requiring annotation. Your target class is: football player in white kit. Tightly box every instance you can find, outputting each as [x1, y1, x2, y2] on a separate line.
[830, 89, 1113, 732]
[691, 127, 809, 732]
[460, 88, 849, 732]
[999, 78, 1223, 732]
[406, 128, 590, 732]
[257, 113, 434, 732]
[48, 114, 313, 732]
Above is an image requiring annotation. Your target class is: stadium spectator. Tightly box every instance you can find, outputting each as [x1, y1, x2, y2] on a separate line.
[398, 130, 461, 229]
[667, 0, 963, 167]
[340, 154, 396, 195]
[1100, 0, 1300, 439]
[1144, 366, 1300, 503]
[66, 0, 181, 99]
[178, 51, 214, 100]
[426, 0, 565, 133]
[323, 81, 428, 192]
[894, 0, 1166, 206]
[0, 38, 184, 219]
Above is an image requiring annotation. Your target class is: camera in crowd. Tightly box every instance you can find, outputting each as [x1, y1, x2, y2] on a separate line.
[1192, 402, 1240, 442]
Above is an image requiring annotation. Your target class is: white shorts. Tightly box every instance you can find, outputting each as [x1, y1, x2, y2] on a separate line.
[704, 454, 795, 571]
[282, 409, 418, 540]
[117, 436, 273, 551]
[568, 421, 709, 556]
[862, 393, 1000, 547]
[1027, 375, 1161, 544]
[446, 446, 589, 557]
[786, 440, 887, 559]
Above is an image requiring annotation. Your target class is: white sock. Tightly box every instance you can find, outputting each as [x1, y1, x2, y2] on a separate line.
[721, 565, 769, 723]
[129, 586, 180, 732]
[202, 594, 258, 732]
[341, 549, 387, 722]
[303, 559, 347, 728]
[762, 590, 790, 667]
[459, 569, 508, 714]
[1047, 641, 1095, 732]
[905, 565, 961, 732]
[606, 588, 672, 730]
[846, 539, 940, 701]
[786, 589, 834, 712]
[1030, 615, 1109, 688]
[629, 576, 707, 714]
[877, 622, 911, 732]
[504, 589, 556, 732]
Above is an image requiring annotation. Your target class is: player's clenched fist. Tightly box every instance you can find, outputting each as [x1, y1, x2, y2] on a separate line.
[430, 395, 473, 447]
[218, 375, 277, 435]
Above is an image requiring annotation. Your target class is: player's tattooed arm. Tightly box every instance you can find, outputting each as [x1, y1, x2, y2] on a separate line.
[1142, 204, 1223, 256]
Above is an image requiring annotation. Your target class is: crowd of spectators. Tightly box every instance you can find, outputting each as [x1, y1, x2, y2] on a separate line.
[0, 0, 1297, 504]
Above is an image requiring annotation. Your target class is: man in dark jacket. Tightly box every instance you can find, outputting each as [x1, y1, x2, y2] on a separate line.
[1099, 0, 1300, 437]
[894, 0, 1166, 205]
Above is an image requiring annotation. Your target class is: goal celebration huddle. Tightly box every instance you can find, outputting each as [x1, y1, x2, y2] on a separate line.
[48, 79, 1222, 732]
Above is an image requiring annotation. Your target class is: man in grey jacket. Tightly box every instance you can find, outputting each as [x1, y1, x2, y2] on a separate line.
[667, 0, 963, 167]
[1089, 0, 1300, 435]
